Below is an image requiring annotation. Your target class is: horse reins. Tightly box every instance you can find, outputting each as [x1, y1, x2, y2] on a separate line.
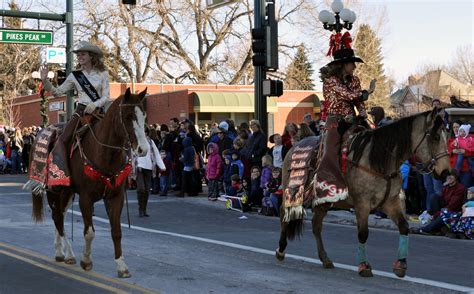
[83, 102, 144, 151]
[412, 117, 449, 175]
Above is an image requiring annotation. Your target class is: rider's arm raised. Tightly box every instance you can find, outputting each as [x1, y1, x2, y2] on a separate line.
[42, 73, 76, 97]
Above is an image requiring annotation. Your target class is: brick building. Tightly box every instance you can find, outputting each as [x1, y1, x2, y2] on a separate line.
[12, 83, 322, 135]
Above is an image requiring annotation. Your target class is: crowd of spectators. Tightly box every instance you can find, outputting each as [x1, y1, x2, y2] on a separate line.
[4, 102, 473, 239]
[128, 105, 472, 239]
[0, 125, 40, 175]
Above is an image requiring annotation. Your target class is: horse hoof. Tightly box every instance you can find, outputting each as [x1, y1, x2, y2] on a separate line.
[393, 260, 407, 278]
[358, 263, 373, 278]
[118, 270, 131, 278]
[65, 257, 76, 265]
[275, 249, 285, 261]
[323, 260, 334, 269]
[55, 256, 65, 262]
[80, 260, 93, 271]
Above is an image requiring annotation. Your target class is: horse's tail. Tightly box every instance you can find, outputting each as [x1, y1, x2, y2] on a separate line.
[24, 180, 45, 223]
[286, 219, 304, 241]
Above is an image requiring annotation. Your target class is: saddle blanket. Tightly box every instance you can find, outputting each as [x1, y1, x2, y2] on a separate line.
[26, 124, 65, 190]
[282, 136, 319, 222]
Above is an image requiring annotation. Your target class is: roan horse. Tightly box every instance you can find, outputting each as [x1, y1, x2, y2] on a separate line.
[276, 108, 451, 278]
[28, 88, 148, 278]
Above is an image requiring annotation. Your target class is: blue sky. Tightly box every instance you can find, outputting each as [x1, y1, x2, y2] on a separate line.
[380, 0, 473, 83]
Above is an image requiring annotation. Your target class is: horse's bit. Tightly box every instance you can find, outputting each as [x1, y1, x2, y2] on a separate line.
[412, 121, 449, 175]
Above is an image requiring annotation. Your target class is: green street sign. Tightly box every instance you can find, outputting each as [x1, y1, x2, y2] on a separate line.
[0, 29, 53, 45]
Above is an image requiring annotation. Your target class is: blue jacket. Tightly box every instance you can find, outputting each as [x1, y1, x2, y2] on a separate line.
[181, 137, 195, 169]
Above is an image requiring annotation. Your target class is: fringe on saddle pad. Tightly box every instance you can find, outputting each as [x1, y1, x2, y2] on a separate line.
[23, 179, 47, 197]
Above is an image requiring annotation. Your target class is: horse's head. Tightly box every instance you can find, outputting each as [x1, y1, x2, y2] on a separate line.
[414, 107, 451, 179]
[120, 87, 148, 157]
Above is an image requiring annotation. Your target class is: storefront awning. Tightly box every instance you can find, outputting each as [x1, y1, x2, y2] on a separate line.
[192, 92, 277, 113]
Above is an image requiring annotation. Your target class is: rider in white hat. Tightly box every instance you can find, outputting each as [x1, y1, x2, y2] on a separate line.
[39, 40, 110, 186]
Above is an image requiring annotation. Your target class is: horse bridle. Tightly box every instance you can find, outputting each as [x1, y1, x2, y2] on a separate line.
[118, 102, 145, 150]
[85, 102, 144, 151]
[412, 122, 449, 175]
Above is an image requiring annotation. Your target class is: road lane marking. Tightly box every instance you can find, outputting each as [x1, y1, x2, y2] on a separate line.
[0, 242, 159, 294]
[0, 249, 127, 293]
[73, 211, 474, 293]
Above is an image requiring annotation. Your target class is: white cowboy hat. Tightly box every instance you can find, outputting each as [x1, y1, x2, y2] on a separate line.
[72, 41, 103, 57]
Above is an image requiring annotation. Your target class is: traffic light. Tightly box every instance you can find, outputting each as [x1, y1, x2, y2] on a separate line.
[251, 2, 278, 71]
[262, 79, 283, 97]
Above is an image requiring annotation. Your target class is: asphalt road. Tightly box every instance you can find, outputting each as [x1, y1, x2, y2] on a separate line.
[0, 174, 473, 294]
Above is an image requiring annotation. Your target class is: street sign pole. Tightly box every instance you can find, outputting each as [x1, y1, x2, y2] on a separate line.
[0, 3, 74, 120]
[254, 0, 267, 135]
[65, 0, 74, 120]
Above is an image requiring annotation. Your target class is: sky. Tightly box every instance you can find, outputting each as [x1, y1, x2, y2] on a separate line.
[379, 0, 473, 83]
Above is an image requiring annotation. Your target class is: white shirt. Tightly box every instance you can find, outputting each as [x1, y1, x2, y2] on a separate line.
[42, 69, 110, 108]
[272, 145, 283, 168]
[136, 139, 165, 171]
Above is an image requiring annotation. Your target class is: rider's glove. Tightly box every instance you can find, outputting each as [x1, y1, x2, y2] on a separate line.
[84, 103, 97, 114]
[360, 90, 369, 102]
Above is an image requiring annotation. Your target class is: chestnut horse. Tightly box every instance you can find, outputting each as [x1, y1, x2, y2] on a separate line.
[276, 108, 451, 278]
[29, 88, 148, 278]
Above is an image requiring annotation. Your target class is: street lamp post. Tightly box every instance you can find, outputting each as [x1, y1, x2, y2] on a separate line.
[318, 0, 357, 53]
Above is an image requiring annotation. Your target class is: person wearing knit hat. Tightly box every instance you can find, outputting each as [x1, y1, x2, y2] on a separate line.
[452, 124, 474, 173]
[40, 40, 110, 186]
[217, 121, 233, 159]
[218, 121, 229, 132]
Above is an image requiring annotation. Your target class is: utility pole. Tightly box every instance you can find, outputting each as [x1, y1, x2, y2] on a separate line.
[253, 0, 266, 134]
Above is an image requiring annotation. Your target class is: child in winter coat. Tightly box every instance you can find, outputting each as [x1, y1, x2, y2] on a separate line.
[249, 165, 263, 207]
[260, 154, 273, 191]
[159, 150, 171, 196]
[267, 167, 283, 216]
[230, 150, 244, 180]
[222, 151, 233, 194]
[452, 124, 474, 172]
[206, 143, 223, 201]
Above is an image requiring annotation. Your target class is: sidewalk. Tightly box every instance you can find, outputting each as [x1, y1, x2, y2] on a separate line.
[165, 185, 423, 232]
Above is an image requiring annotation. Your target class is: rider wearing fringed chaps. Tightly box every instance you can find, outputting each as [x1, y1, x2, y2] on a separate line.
[315, 48, 375, 200]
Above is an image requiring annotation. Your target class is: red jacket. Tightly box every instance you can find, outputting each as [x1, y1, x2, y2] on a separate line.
[447, 137, 471, 172]
[441, 182, 465, 213]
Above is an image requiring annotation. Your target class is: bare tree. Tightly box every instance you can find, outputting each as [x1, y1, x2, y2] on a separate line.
[0, 1, 41, 126]
[446, 44, 473, 86]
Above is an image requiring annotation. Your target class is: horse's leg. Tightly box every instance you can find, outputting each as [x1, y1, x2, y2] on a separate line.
[60, 191, 76, 264]
[382, 192, 409, 278]
[312, 205, 334, 268]
[354, 204, 372, 277]
[275, 211, 288, 261]
[48, 192, 65, 262]
[107, 190, 131, 278]
[79, 195, 95, 271]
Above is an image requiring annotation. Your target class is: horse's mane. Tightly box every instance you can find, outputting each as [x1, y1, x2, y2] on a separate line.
[350, 111, 432, 173]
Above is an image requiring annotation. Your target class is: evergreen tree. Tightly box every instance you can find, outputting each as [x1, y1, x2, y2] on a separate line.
[353, 24, 390, 113]
[284, 43, 315, 90]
